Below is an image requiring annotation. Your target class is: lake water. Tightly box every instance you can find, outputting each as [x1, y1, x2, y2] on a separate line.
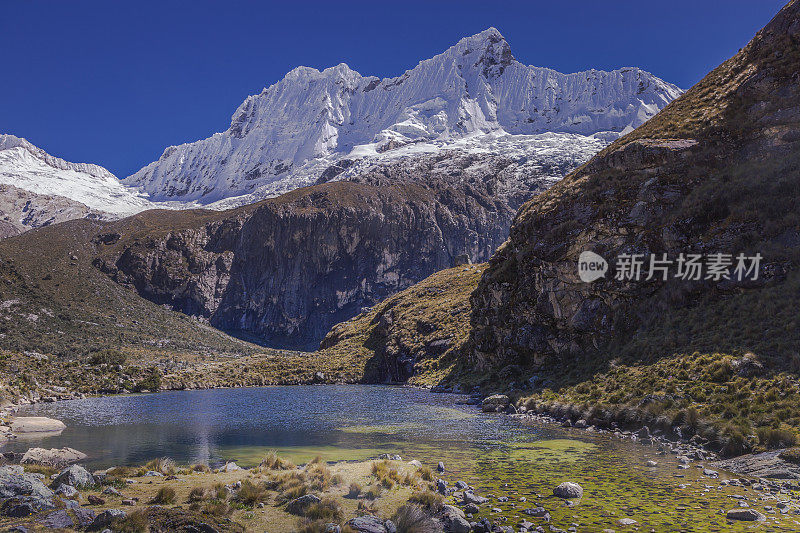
[4, 385, 794, 531]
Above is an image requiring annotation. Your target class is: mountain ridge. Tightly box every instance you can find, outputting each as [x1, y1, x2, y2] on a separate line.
[123, 28, 681, 205]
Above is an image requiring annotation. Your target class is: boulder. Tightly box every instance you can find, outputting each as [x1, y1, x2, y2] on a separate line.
[553, 482, 583, 499]
[286, 494, 321, 515]
[0, 465, 56, 511]
[20, 447, 87, 467]
[481, 395, 510, 412]
[9, 417, 66, 433]
[51, 464, 96, 489]
[439, 504, 470, 533]
[1, 499, 37, 517]
[347, 515, 390, 533]
[222, 461, 241, 472]
[726, 508, 765, 521]
[92, 509, 126, 529]
[39, 509, 74, 529]
[463, 491, 488, 505]
[54, 483, 80, 498]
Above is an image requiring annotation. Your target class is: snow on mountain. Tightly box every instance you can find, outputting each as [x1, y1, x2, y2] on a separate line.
[0, 134, 156, 215]
[124, 28, 683, 205]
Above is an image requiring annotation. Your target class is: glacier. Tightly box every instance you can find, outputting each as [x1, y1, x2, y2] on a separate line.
[0, 28, 682, 218]
[123, 28, 682, 206]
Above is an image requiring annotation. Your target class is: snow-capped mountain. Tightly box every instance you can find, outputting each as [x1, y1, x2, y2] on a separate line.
[124, 28, 682, 205]
[0, 134, 156, 215]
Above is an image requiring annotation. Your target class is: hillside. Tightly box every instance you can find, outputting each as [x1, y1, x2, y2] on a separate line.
[462, 0, 800, 455]
[319, 264, 486, 386]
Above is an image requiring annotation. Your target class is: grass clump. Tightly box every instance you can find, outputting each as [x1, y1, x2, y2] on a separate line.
[363, 485, 382, 500]
[260, 450, 295, 471]
[233, 479, 269, 506]
[304, 496, 343, 522]
[144, 457, 175, 475]
[114, 510, 149, 533]
[392, 503, 440, 533]
[407, 491, 444, 512]
[149, 486, 176, 505]
[187, 486, 207, 503]
[779, 447, 800, 464]
[346, 482, 362, 498]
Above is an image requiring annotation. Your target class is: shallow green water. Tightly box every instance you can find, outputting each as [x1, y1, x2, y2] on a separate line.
[6, 385, 798, 531]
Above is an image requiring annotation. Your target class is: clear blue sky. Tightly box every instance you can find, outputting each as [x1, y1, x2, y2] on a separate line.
[0, 0, 788, 178]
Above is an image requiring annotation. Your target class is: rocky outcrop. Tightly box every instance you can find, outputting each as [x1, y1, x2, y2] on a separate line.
[469, 0, 800, 368]
[0, 184, 98, 238]
[96, 171, 518, 350]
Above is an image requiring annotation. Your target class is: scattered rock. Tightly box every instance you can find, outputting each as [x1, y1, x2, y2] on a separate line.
[54, 483, 79, 498]
[222, 462, 240, 472]
[481, 395, 510, 412]
[553, 482, 583, 499]
[0, 465, 56, 512]
[287, 494, 321, 515]
[20, 447, 87, 467]
[464, 491, 489, 505]
[92, 508, 126, 529]
[347, 515, 391, 533]
[88, 494, 105, 505]
[617, 518, 637, 526]
[9, 417, 66, 433]
[39, 509, 74, 529]
[51, 464, 95, 489]
[439, 504, 470, 533]
[726, 508, 766, 521]
[438, 461, 446, 472]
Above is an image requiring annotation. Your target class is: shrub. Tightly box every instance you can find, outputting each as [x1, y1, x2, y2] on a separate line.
[145, 457, 175, 475]
[392, 504, 440, 533]
[187, 487, 207, 503]
[779, 447, 800, 464]
[407, 491, 443, 512]
[304, 497, 343, 522]
[363, 485, 381, 500]
[296, 519, 337, 533]
[234, 480, 269, 506]
[346, 482, 362, 498]
[203, 500, 231, 517]
[150, 486, 176, 504]
[191, 463, 210, 473]
[212, 482, 229, 500]
[114, 510, 149, 533]
[88, 348, 126, 366]
[260, 450, 295, 470]
[134, 368, 162, 392]
[417, 466, 433, 482]
[307, 462, 336, 491]
[757, 427, 797, 449]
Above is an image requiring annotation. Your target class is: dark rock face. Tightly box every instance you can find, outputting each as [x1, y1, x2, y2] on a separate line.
[95, 168, 525, 350]
[468, 0, 800, 368]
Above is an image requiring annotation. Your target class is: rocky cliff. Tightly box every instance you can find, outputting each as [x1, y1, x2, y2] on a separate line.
[96, 164, 522, 349]
[469, 0, 800, 369]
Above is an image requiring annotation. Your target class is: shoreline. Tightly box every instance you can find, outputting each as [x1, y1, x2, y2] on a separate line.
[3, 382, 800, 484]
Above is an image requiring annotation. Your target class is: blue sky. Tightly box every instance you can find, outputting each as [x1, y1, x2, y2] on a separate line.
[0, 0, 788, 177]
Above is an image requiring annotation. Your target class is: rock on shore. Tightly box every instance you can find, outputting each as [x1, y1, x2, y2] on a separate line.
[9, 417, 66, 433]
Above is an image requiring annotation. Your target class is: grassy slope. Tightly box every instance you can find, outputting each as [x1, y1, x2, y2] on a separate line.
[458, 0, 800, 456]
[318, 264, 486, 387]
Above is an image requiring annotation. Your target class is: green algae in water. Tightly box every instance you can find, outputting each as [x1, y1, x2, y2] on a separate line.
[217, 445, 390, 466]
[338, 423, 426, 434]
